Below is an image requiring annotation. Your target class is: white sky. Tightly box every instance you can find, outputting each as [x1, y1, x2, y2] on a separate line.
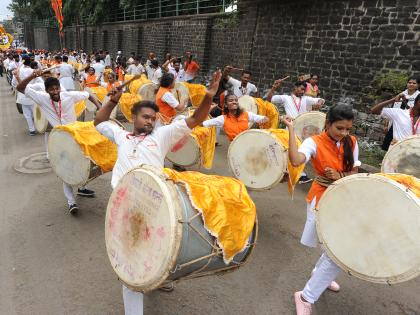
[0, 0, 13, 21]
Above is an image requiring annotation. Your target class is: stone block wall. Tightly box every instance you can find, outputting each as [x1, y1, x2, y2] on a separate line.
[60, 0, 419, 141]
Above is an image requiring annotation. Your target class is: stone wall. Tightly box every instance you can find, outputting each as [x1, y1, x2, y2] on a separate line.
[33, 27, 61, 51]
[60, 0, 419, 141]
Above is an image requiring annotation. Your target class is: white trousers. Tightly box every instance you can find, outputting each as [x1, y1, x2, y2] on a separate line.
[63, 182, 76, 206]
[123, 285, 144, 315]
[302, 253, 341, 304]
[22, 104, 35, 132]
[45, 132, 50, 159]
[300, 198, 318, 248]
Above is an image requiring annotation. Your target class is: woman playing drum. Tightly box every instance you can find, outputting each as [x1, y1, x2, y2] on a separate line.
[283, 105, 361, 315]
[202, 94, 268, 141]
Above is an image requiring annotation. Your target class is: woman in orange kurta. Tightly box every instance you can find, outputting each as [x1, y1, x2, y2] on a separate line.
[83, 67, 100, 88]
[202, 94, 267, 141]
[284, 105, 360, 314]
[102, 72, 121, 92]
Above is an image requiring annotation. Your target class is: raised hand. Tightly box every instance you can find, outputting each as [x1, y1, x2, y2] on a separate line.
[206, 70, 222, 97]
[281, 115, 294, 129]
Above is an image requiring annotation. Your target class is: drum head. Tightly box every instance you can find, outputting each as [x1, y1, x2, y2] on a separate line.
[294, 111, 326, 141]
[166, 135, 200, 167]
[172, 83, 189, 105]
[138, 83, 158, 101]
[84, 87, 99, 112]
[33, 104, 49, 133]
[105, 166, 183, 292]
[238, 96, 258, 128]
[317, 174, 420, 284]
[381, 135, 420, 178]
[48, 129, 91, 186]
[228, 129, 287, 190]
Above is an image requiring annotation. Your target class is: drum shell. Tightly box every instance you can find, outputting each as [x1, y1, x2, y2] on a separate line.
[167, 184, 257, 280]
[33, 104, 53, 134]
[165, 135, 201, 167]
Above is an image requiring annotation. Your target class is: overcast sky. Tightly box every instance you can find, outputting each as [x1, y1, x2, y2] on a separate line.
[0, 0, 13, 21]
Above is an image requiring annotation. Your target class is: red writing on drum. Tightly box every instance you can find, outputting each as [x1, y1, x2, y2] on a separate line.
[143, 225, 152, 241]
[132, 176, 164, 209]
[171, 135, 189, 152]
[109, 186, 128, 231]
[156, 226, 166, 239]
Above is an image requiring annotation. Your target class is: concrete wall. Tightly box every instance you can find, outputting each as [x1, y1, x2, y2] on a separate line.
[33, 27, 61, 51]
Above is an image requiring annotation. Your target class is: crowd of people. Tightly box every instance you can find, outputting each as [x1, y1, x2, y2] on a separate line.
[0, 47, 419, 315]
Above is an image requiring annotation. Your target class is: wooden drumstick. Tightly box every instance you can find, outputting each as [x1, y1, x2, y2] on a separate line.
[120, 74, 142, 89]
[41, 65, 59, 74]
[176, 90, 181, 102]
[278, 76, 290, 82]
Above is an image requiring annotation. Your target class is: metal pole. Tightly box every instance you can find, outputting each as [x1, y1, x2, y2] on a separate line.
[176, 0, 179, 16]
[196, 0, 199, 14]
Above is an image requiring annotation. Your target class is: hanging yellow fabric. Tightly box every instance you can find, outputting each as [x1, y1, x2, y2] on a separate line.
[267, 129, 305, 195]
[255, 98, 279, 129]
[118, 93, 142, 122]
[191, 126, 216, 169]
[377, 173, 420, 198]
[163, 169, 257, 264]
[54, 121, 117, 172]
[74, 100, 86, 118]
[128, 74, 151, 94]
[183, 82, 206, 107]
[89, 86, 108, 102]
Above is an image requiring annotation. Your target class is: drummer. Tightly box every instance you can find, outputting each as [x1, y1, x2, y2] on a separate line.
[162, 57, 186, 83]
[155, 72, 188, 124]
[371, 93, 420, 145]
[94, 70, 222, 315]
[283, 105, 361, 315]
[268, 80, 325, 184]
[202, 94, 268, 141]
[82, 66, 101, 88]
[222, 65, 259, 97]
[126, 56, 145, 76]
[101, 72, 121, 92]
[16, 69, 102, 215]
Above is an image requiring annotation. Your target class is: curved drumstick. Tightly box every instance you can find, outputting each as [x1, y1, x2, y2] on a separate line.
[41, 65, 59, 74]
[107, 74, 142, 96]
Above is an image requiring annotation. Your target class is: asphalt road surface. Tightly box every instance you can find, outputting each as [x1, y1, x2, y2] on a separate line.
[0, 78, 419, 315]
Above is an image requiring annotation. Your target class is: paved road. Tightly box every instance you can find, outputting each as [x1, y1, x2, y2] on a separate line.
[0, 78, 419, 315]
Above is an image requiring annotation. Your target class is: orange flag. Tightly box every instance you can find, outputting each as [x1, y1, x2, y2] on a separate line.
[51, 0, 64, 36]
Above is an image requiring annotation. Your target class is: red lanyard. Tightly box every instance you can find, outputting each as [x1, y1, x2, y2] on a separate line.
[292, 95, 301, 112]
[51, 100, 62, 121]
[410, 109, 420, 135]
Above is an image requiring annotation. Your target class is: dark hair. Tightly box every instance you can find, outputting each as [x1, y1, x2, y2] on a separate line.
[310, 74, 319, 79]
[223, 94, 243, 118]
[151, 59, 159, 67]
[30, 61, 38, 69]
[133, 56, 140, 62]
[87, 66, 95, 73]
[414, 94, 420, 105]
[326, 105, 355, 172]
[131, 101, 160, 115]
[294, 81, 307, 88]
[62, 55, 68, 62]
[23, 57, 31, 66]
[95, 55, 101, 62]
[160, 72, 174, 88]
[44, 77, 60, 90]
[407, 77, 419, 84]
[241, 70, 252, 76]
[55, 55, 62, 61]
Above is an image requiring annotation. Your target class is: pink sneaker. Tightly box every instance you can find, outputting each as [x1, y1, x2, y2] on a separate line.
[327, 281, 340, 292]
[294, 291, 312, 315]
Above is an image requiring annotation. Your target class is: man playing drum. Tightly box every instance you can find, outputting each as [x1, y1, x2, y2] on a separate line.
[283, 105, 361, 315]
[268, 80, 325, 184]
[202, 93, 268, 141]
[222, 65, 260, 98]
[17, 69, 102, 215]
[371, 94, 420, 145]
[94, 70, 222, 315]
[155, 72, 188, 124]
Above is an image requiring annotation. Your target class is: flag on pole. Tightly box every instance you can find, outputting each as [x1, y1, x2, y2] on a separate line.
[51, 0, 64, 37]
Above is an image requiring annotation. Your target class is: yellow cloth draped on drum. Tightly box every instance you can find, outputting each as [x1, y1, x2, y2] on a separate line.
[191, 126, 216, 169]
[268, 129, 305, 195]
[124, 74, 151, 94]
[54, 121, 117, 172]
[377, 174, 420, 198]
[119, 93, 142, 122]
[163, 169, 256, 263]
[255, 98, 279, 129]
[183, 83, 206, 107]
[74, 100, 86, 118]
[89, 86, 108, 102]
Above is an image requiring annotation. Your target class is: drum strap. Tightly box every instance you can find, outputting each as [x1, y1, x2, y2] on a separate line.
[314, 175, 335, 187]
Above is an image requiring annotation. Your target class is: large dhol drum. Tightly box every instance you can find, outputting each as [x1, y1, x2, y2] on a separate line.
[228, 129, 288, 190]
[105, 166, 257, 292]
[172, 82, 190, 105]
[84, 86, 107, 112]
[293, 111, 326, 141]
[381, 135, 420, 178]
[33, 104, 52, 134]
[48, 121, 121, 186]
[316, 173, 420, 284]
[166, 135, 201, 167]
[238, 95, 258, 128]
[138, 82, 159, 101]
